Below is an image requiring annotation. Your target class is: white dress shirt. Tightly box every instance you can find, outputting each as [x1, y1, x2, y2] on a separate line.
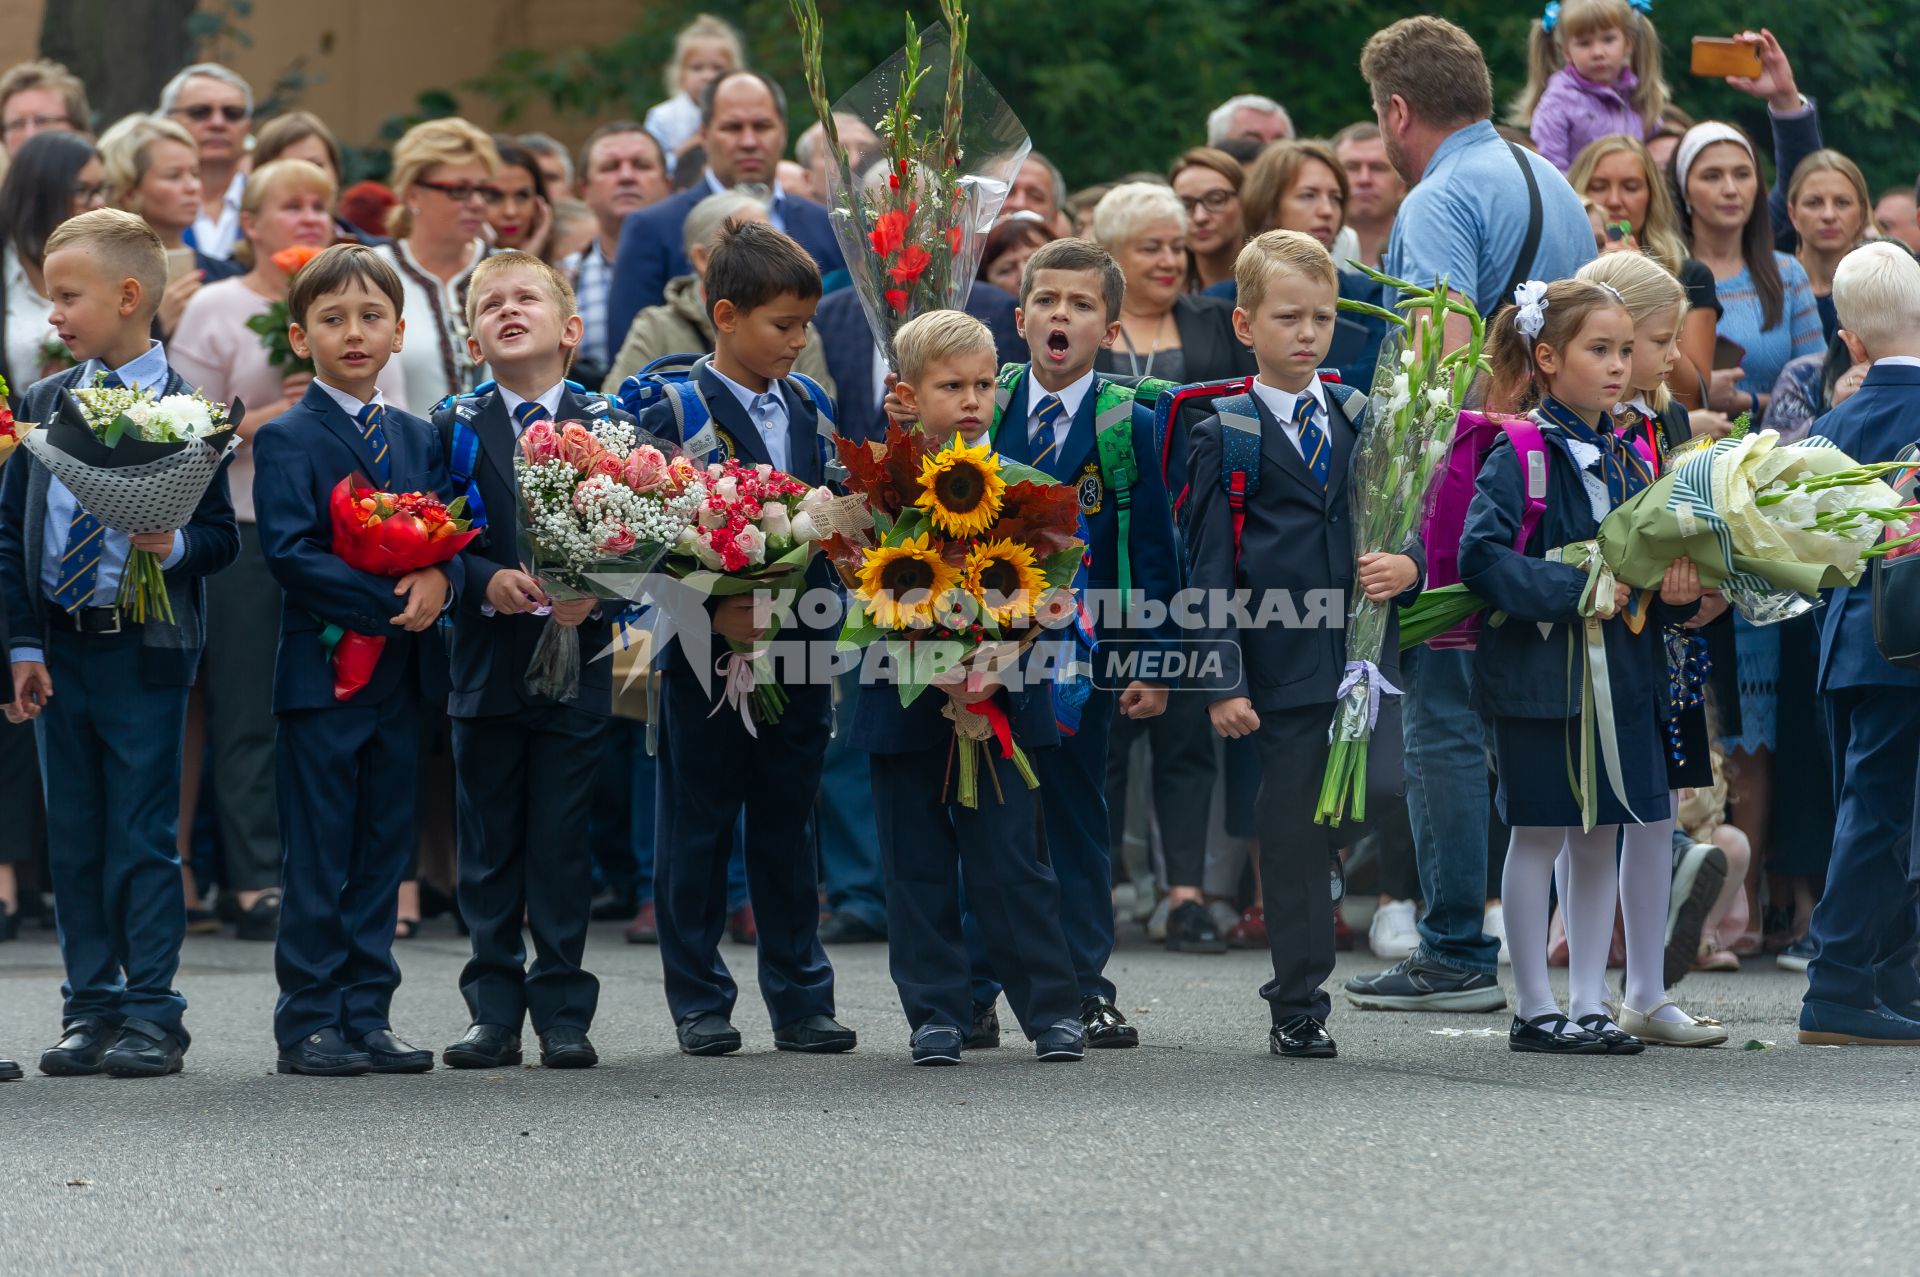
[1249, 376, 1331, 460]
[189, 170, 248, 261]
[701, 169, 793, 234]
[314, 378, 387, 420]
[1026, 369, 1094, 449]
[707, 364, 791, 472]
[499, 382, 566, 434]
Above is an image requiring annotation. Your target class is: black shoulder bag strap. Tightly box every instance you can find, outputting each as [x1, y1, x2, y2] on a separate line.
[1497, 141, 1545, 314]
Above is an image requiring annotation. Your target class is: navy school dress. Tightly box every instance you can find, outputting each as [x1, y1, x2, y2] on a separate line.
[1459, 397, 1694, 828]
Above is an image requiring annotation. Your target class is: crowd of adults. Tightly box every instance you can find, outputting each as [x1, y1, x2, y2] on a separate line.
[0, 12, 1903, 1015]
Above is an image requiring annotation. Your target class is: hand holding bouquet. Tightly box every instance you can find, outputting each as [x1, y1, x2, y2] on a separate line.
[0, 376, 33, 468]
[663, 458, 834, 730]
[515, 415, 703, 701]
[23, 376, 242, 624]
[324, 478, 480, 699]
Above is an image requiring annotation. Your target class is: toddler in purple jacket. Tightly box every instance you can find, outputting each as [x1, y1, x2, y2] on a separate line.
[1510, 0, 1669, 172]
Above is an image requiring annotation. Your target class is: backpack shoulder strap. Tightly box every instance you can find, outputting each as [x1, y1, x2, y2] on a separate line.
[1092, 380, 1142, 598]
[783, 371, 843, 478]
[1500, 417, 1550, 551]
[991, 362, 1026, 433]
[440, 389, 492, 533]
[1215, 393, 1262, 570]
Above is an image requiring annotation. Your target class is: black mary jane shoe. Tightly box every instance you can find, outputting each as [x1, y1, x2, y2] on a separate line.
[1575, 1014, 1646, 1055]
[1508, 1013, 1611, 1055]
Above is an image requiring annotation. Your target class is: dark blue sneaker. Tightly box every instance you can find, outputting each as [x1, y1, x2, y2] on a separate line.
[1776, 935, 1816, 972]
[910, 1025, 963, 1066]
[1798, 999, 1920, 1046]
[1344, 953, 1507, 1012]
[1034, 1019, 1086, 1061]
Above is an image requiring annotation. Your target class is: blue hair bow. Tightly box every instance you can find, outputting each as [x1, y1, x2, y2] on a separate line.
[1543, 2, 1560, 31]
[1629, 0, 1653, 12]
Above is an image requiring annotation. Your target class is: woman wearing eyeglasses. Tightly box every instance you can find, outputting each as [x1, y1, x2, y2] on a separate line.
[0, 130, 105, 402]
[157, 63, 254, 262]
[1169, 148, 1246, 293]
[372, 117, 502, 412]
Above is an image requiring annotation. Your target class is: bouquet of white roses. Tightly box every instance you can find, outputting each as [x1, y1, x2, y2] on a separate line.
[514, 414, 705, 700]
[22, 375, 242, 623]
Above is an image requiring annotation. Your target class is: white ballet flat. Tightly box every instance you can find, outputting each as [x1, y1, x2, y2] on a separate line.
[1611, 998, 1728, 1047]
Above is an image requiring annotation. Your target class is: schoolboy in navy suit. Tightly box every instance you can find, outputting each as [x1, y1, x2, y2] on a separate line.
[0, 209, 238, 1078]
[860, 308, 1087, 1064]
[253, 243, 458, 1077]
[982, 237, 1180, 1048]
[1186, 231, 1422, 1058]
[1799, 243, 1920, 1046]
[432, 251, 631, 1071]
[632, 221, 855, 1057]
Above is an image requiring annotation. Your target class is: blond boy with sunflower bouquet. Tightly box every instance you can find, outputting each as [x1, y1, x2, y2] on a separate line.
[839, 310, 1090, 1066]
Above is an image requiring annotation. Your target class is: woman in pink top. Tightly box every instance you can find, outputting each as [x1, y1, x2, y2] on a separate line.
[169, 158, 406, 939]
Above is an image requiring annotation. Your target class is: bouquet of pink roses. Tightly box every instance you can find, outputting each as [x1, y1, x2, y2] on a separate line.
[663, 457, 836, 729]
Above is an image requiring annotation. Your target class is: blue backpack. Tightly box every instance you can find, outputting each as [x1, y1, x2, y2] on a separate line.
[614, 352, 840, 476]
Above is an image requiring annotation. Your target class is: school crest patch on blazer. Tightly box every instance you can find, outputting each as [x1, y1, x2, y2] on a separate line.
[1077, 459, 1103, 514]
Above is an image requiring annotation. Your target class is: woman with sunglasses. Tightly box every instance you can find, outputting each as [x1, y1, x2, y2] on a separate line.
[157, 63, 253, 262]
[372, 117, 501, 412]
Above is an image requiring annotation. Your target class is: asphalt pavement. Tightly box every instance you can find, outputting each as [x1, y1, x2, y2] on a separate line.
[1, 919, 1913, 1276]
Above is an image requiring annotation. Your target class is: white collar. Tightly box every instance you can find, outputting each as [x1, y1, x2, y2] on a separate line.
[314, 378, 387, 419]
[1248, 375, 1328, 426]
[703, 170, 786, 206]
[1028, 367, 1095, 421]
[707, 362, 783, 418]
[499, 381, 566, 421]
[1875, 356, 1920, 369]
[220, 169, 246, 210]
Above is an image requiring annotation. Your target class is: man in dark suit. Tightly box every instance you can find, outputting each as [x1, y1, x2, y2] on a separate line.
[1799, 242, 1920, 1046]
[606, 70, 846, 366]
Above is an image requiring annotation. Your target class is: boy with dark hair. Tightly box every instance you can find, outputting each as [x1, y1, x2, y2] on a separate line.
[0, 208, 239, 1078]
[431, 250, 634, 1070]
[972, 236, 1180, 1050]
[253, 242, 460, 1077]
[632, 220, 856, 1057]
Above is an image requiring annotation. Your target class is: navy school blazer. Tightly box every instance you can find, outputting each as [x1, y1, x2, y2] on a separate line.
[251, 381, 459, 713]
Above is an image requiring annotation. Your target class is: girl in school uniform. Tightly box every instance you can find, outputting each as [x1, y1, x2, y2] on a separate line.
[1461, 277, 1703, 1055]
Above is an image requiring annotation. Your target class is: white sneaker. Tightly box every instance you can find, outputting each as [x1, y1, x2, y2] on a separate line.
[1368, 899, 1419, 960]
[1485, 903, 1511, 966]
[1145, 896, 1172, 942]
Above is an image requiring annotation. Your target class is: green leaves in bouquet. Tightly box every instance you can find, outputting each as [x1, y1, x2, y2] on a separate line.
[245, 301, 313, 376]
[101, 411, 136, 447]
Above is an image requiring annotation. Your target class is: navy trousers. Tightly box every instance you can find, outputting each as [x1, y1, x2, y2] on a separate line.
[819, 668, 886, 931]
[452, 705, 604, 1034]
[969, 686, 1117, 1004]
[654, 670, 835, 1028]
[1805, 687, 1920, 1012]
[872, 746, 1080, 1038]
[37, 627, 190, 1038]
[272, 693, 420, 1049]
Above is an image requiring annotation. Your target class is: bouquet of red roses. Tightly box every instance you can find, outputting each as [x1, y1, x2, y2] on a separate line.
[0, 376, 32, 468]
[323, 476, 480, 700]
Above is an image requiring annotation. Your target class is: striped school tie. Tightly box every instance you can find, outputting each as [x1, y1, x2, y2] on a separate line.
[512, 399, 549, 434]
[1031, 394, 1065, 468]
[48, 369, 124, 612]
[1296, 395, 1329, 488]
[356, 402, 392, 486]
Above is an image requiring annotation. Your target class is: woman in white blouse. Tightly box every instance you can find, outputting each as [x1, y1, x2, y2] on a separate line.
[372, 118, 501, 412]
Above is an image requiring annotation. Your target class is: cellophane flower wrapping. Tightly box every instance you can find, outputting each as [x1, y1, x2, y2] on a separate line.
[515, 416, 705, 701]
[324, 477, 481, 700]
[22, 380, 242, 625]
[805, 16, 1030, 370]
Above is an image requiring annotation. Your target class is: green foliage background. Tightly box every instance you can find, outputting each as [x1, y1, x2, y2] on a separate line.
[463, 2, 1920, 195]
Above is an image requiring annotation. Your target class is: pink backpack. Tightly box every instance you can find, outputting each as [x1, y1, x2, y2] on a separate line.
[1420, 411, 1549, 650]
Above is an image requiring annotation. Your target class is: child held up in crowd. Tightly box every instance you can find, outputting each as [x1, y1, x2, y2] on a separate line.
[643, 14, 744, 168]
[431, 250, 638, 1071]
[1464, 277, 1704, 1056]
[0, 208, 239, 1078]
[1511, 0, 1669, 172]
[252, 243, 456, 1077]
[1187, 229, 1423, 1059]
[851, 308, 1088, 1065]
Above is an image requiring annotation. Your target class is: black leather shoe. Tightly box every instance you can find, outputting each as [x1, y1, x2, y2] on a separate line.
[1269, 1014, 1338, 1059]
[1509, 1013, 1610, 1054]
[103, 1018, 186, 1077]
[817, 910, 887, 944]
[963, 1000, 1001, 1050]
[278, 1027, 373, 1077]
[40, 1021, 114, 1076]
[774, 1014, 857, 1053]
[1575, 1014, 1646, 1055]
[1166, 900, 1228, 954]
[443, 1023, 523, 1069]
[676, 1012, 743, 1056]
[234, 890, 281, 942]
[1034, 1019, 1087, 1061]
[354, 1029, 435, 1073]
[0, 1053, 20, 1081]
[911, 1025, 963, 1065]
[1080, 995, 1139, 1048]
[538, 1027, 599, 1069]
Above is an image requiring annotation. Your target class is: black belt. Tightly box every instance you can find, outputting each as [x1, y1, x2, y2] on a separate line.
[47, 605, 125, 635]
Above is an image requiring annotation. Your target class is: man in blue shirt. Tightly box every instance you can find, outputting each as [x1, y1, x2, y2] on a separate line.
[1344, 14, 1594, 1015]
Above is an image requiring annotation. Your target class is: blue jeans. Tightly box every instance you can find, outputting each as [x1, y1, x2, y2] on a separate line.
[1402, 645, 1499, 974]
[818, 669, 886, 930]
[630, 744, 747, 910]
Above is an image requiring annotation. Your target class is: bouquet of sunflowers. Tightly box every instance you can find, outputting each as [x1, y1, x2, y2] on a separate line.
[826, 424, 1085, 806]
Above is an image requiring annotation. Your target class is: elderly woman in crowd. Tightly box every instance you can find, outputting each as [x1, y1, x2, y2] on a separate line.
[1089, 181, 1248, 384]
[1568, 134, 1719, 411]
[373, 117, 500, 411]
[604, 189, 832, 391]
[98, 114, 241, 338]
[0, 130, 104, 398]
[1169, 147, 1246, 292]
